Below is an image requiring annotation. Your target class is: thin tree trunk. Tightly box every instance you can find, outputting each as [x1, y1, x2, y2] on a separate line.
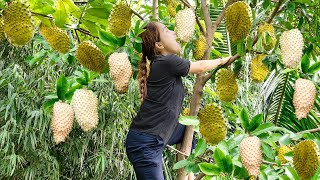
[153, 0, 159, 20]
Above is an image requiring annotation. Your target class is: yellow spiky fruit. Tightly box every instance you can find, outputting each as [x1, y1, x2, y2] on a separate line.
[109, 2, 133, 37]
[279, 29, 304, 69]
[51, 101, 74, 144]
[175, 8, 196, 42]
[71, 89, 99, 132]
[225, 1, 252, 42]
[39, 23, 70, 53]
[277, 145, 291, 164]
[194, 35, 207, 60]
[240, 136, 262, 177]
[215, 68, 238, 102]
[198, 104, 227, 145]
[293, 140, 320, 180]
[251, 54, 269, 83]
[182, 108, 190, 116]
[75, 41, 105, 73]
[3, 0, 35, 46]
[0, 16, 5, 42]
[168, 0, 179, 17]
[258, 23, 276, 51]
[293, 79, 316, 120]
[108, 52, 133, 94]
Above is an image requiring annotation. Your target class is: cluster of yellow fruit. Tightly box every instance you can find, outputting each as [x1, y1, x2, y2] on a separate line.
[1, 0, 35, 46]
[166, 0, 179, 17]
[225, 1, 252, 42]
[258, 23, 277, 51]
[39, 22, 70, 54]
[51, 89, 99, 144]
[215, 68, 238, 102]
[198, 104, 227, 145]
[193, 35, 207, 60]
[108, 1, 133, 37]
[251, 54, 269, 83]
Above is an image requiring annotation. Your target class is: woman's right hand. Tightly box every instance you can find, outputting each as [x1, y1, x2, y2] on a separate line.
[219, 56, 232, 65]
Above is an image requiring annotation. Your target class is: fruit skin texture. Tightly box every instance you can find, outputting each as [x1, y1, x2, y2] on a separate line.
[198, 104, 227, 145]
[251, 54, 269, 83]
[215, 68, 238, 102]
[71, 89, 99, 132]
[182, 108, 190, 116]
[51, 102, 74, 144]
[194, 35, 207, 60]
[293, 78, 316, 120]
[108, 52, 133, 94]
[109, 2, 133, 37]
[279, 29, 304, 69]
[293, 140, 320, 180]
[3, 0, 35, 46]
[258, 23, 276, 51]
[75, 41, 105, 73]
[0, 16, 5, 42]
[278, 145, 291, 164]
[168, 0, 179, 17]
[175, 8, 196, 42]
[39, 23, 70, 53]
[240, 136, 262, 177]
[225, 1, 252, 42]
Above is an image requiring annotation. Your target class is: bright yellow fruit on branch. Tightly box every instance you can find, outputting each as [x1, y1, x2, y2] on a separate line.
[198, 103, 227, 145]
[39, 23, 70, 53]
[109, 1, 133, 37]
[277, 145, 291, 164]
[215, 68, 238, 102]
[0, 16, 5, 42]
[251, 54, 269, 83]
[75, 41, 106, 73]
[293, 140, 320, 180]
[194, 35, 207, 60]
[225, 1, 252, 42]
[3, 0, 35, 46]
[168, 0, 179, 17]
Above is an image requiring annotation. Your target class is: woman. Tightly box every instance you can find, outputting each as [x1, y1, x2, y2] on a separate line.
[125, 22, 231, 179]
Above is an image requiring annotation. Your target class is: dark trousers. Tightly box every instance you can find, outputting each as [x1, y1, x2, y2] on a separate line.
[125, 124, 196, 180]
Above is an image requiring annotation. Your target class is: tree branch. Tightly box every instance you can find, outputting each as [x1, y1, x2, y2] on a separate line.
[204, 0, 285, 83]
[152, 0, 158, 20]
[195, 173, 205, 180]
[200, 0, 212, 36]
[180, 0, 205, 35]
[298, 127, 320, 134]
[31, 12, 53, 19]
[132, 10, 144, 21]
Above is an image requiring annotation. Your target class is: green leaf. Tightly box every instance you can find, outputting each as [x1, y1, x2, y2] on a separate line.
[308, 62, 320, 74]
[237, 42, 245, 56]
[43, 98, 59, 110]
[247, 36, 253, 51]
[214, 148, 226, 172]
[98, 29, 118, 46]
[173, 159, 191, 170]
[211, 48, 222, 57]
[53, 0, 68, 28]
[251, 123, 274, 136]
[82, 20, 99, 37]
[25, 49, 47, 67]
[279, 134, 291, 146]
[194, 138, 207, 157]
[248, 114, 263, 132]
[56, 74, 68, 100]
[301, 54, 310, 74]
[285, 166, 300, 180]
[239, 108, 250, 131]
[261, 142, 273, 159]
[263, 0, 270, 9]
[225, 155, 233, 174]
[63, 0, 81, 18]
[133, 42, 142, 53]
[178, 116, 199, 126]
[198, 163, 221, 175]
[86, 8, 110, 19]
[76, 78, 88, 86]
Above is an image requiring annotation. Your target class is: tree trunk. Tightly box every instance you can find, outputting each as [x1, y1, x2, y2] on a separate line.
[153, 0, 159, 20]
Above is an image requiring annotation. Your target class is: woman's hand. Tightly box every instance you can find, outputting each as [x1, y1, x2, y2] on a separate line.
[219, 56, 232, 65]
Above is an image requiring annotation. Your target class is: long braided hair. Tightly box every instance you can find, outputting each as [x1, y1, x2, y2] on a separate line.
[138, 22, 161, 102]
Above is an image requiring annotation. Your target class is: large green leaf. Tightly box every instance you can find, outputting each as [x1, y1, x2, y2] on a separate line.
[56, 74, 68, 100]
[239, 108, 250, 131]
[194, 138, 207, 157]
[198, 163, 221, 176]
[53, 0, 68, 28]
